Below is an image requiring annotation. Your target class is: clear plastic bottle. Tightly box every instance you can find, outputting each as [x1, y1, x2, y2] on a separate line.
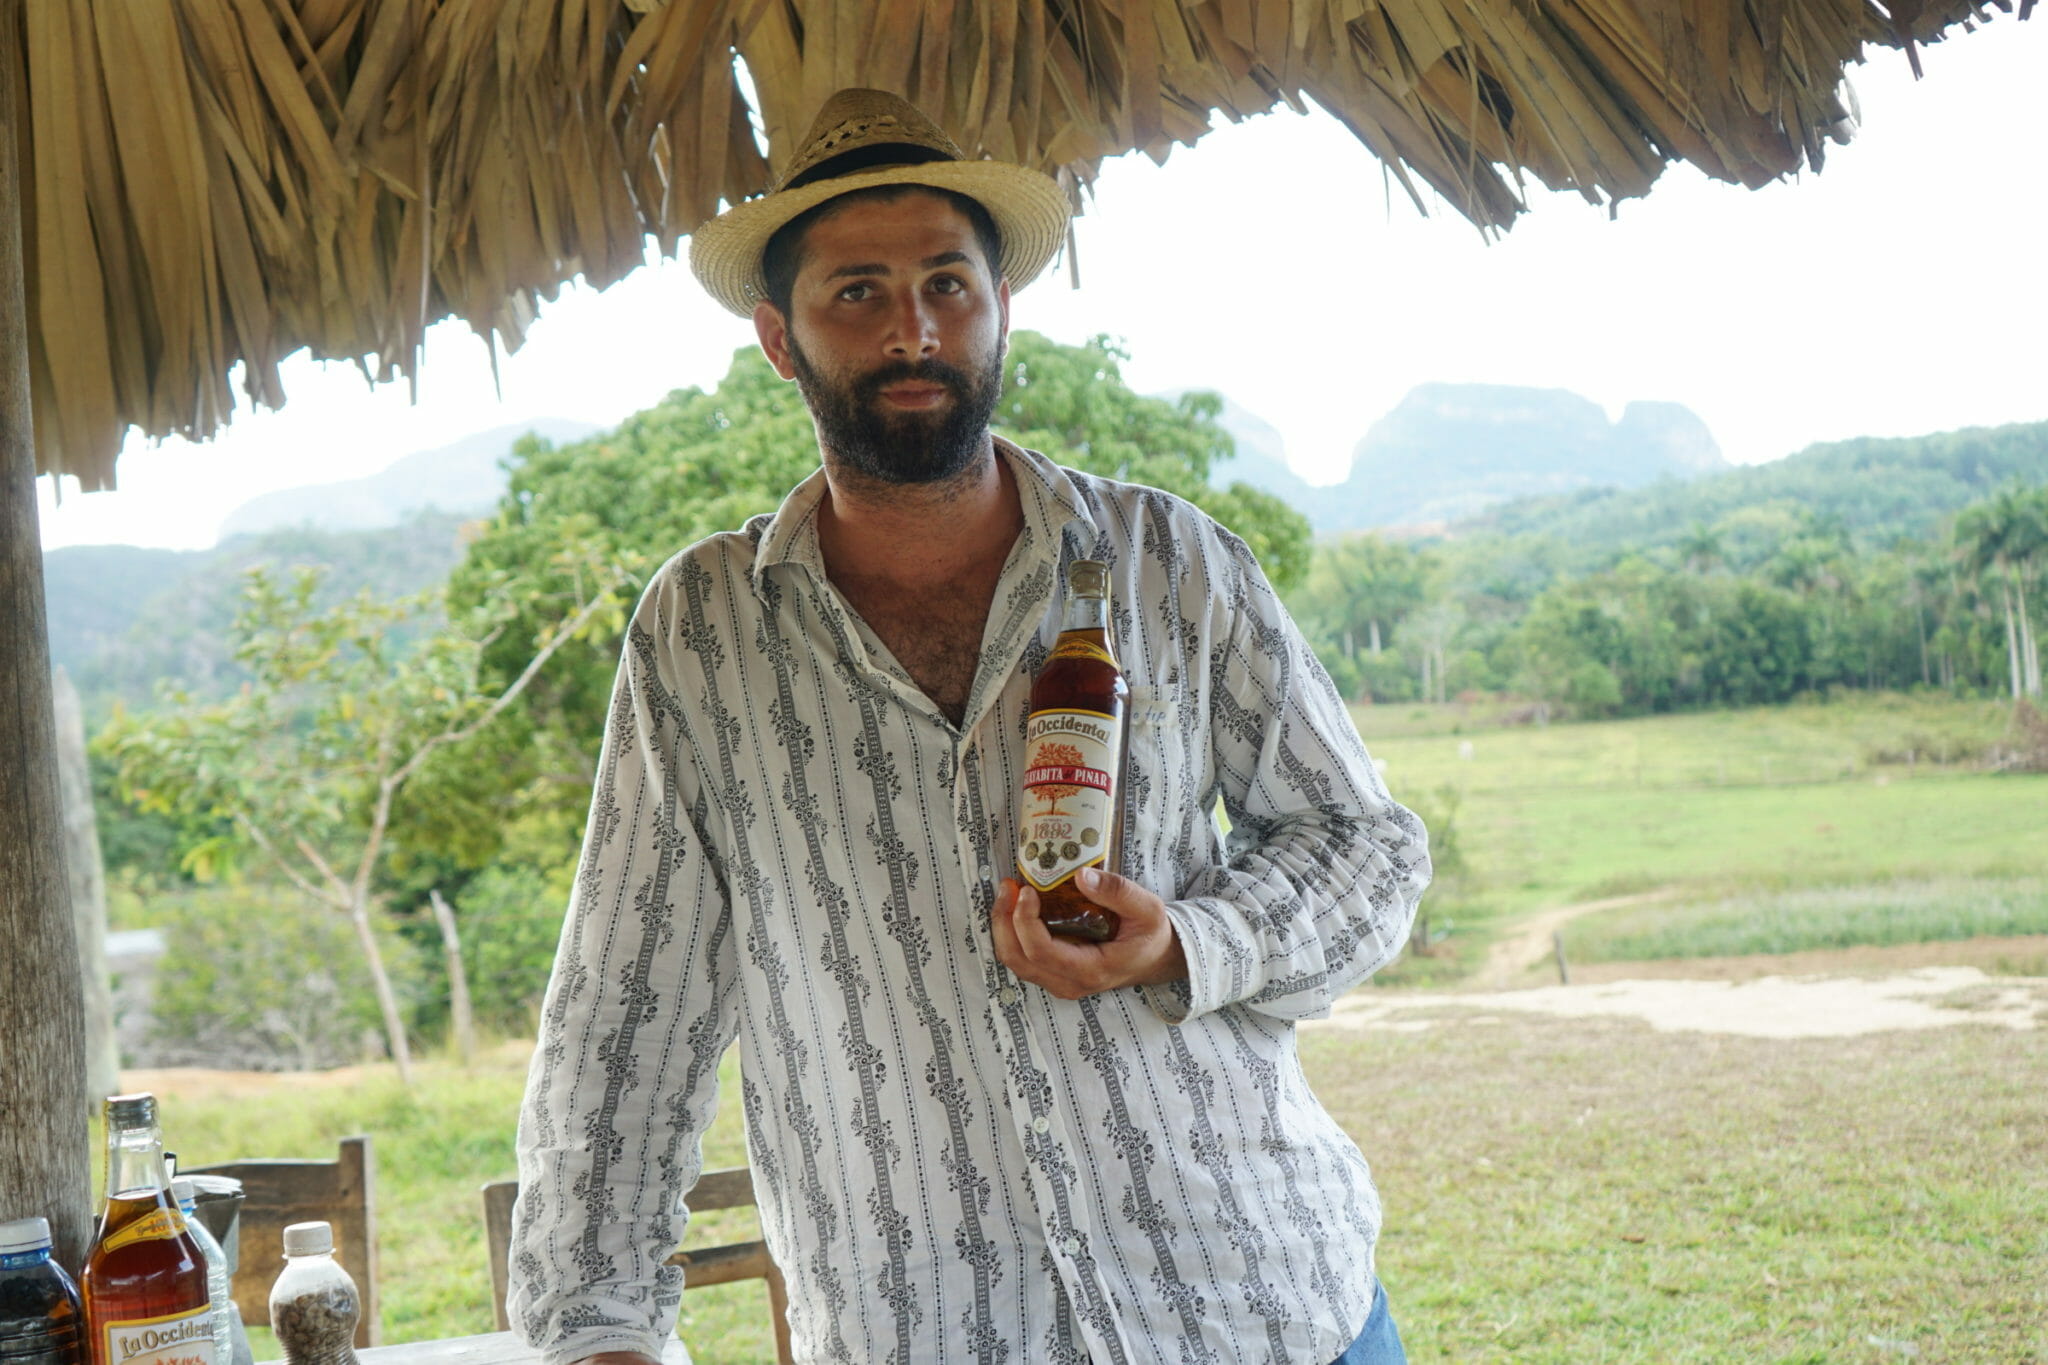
[266, 1223, 359, 1365]
[0, 1217, 83, 1365]
[170, 1182, 248, 1365]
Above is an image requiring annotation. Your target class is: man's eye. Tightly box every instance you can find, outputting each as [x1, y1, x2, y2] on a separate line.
[929, 275, 964, 294]
[837, 282, 874, 302]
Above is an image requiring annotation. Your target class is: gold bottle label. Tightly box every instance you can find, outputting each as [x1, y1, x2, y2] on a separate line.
[97, 1206, 182, 1257]
[1018, 708, 1121, 891]
[1047, 637, 1115, 666]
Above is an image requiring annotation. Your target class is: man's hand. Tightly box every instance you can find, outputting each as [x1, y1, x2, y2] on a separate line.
[991, 868, 1187, 1000]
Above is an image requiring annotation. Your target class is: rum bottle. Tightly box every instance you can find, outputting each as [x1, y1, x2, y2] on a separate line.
[1019, 559, 1129, 942]
[81, 1096, 214, 1365]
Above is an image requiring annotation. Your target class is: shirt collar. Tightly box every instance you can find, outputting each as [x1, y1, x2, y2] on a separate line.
[749, 437, 1095, 596]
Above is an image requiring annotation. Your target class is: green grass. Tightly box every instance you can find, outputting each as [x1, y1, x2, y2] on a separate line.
[1354, 695, 2048, 939]
[1563, 877, 2048, 963]
[1305, 1011, 2048, 1364]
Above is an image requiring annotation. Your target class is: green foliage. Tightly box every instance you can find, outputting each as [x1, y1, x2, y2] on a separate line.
[443, 862, 573, 1036]
[137, 886, 427, 1071]
[95, 559, 621, 1074]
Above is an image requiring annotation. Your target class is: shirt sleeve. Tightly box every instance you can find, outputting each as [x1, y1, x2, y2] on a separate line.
[1143, 530, 1431, 1025]
[508, 584, 743, 1365]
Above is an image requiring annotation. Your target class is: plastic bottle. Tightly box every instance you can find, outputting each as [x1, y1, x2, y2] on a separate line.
[81, 1094, 214, 1365]
[170, 1182, 248, 1365]
[0, 1217, 83, 1365]
[266, 1223, 359, 1365]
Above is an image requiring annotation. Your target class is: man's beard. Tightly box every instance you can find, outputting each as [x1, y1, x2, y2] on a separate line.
[789, 339, 1004, 487]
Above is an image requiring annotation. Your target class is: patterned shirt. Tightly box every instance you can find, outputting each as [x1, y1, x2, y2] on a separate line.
[510, 441, 1431, 1365]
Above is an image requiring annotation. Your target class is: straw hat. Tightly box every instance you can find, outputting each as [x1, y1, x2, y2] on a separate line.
[689, 89, 1071, 317]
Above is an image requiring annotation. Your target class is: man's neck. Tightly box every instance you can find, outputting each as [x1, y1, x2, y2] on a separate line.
[816, 435, 1023, 591]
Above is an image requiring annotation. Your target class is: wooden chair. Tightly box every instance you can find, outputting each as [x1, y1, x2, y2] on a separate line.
[185, 1136, 380, 1348]
[482, 1167, 792, 1365]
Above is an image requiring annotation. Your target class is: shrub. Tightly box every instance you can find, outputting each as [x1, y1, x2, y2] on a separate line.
[126, 887, 428, 1071]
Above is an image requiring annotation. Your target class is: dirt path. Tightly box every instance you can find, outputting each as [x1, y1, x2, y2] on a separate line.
[1475, 888, 1677, 988]
[1314, 965, 2048, 1039]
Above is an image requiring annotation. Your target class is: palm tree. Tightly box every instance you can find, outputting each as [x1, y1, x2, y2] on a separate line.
[1955, 486, 2047, 700]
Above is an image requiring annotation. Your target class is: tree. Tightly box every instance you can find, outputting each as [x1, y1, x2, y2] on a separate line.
[97, 559, 623, 1082]
[1955, 484, 2047, 700]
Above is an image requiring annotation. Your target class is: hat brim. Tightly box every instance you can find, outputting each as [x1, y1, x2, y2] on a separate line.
[689, 160, 1072, 317]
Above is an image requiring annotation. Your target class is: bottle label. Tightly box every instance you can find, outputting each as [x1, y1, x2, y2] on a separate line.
[97, 1206, 184, 1258]
[1018, 708, 1121, 891]
[102, 1305, 215, 1365]
[1047, 637, 1114, 666]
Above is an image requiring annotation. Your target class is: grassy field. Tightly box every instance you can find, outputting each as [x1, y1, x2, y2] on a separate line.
[139, 1010, 2048, 1364]
[1356, 694, 2048, 980]
[1309, 1010, 2048, 1364]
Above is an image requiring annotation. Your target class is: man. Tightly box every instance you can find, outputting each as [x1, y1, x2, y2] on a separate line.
[509, 88, 1430, 1365]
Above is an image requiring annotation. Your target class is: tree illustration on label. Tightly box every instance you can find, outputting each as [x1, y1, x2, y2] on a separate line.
[1030, 741, 1087, 814]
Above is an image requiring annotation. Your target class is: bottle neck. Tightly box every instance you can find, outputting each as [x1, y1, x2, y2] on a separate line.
[105, 1122, 171, 1200]
[1060, 593, 1108, 635]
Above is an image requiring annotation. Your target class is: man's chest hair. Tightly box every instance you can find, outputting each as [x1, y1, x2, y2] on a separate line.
[837, 575, 996, 723]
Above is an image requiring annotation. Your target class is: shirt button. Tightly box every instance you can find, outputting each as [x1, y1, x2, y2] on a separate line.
[1062, 1236, 1081, 1256]
[1031, 1116, 1050, 1135]
[977, 863, 993, 881]
[998, 987, 1020, 1007]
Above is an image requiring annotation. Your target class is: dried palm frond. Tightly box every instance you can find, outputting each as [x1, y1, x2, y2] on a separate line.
[7, 0, 2018, 489]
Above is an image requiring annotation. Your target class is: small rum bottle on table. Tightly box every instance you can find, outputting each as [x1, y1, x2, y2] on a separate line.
[1019, 559, 1130, 942]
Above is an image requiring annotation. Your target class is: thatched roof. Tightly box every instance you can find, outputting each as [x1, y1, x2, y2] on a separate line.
[14, 0, 2023, 490]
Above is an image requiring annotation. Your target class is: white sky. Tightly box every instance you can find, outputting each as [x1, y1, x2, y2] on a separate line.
[37, 18, 2046, 552]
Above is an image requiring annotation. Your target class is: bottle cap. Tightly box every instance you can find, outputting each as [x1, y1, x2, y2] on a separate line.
[104, 1093, 157, 1127]
[0, 1217, 53, 1255]
[282, 1222, 334, 1257]
[171, 1178, 197, 1209]
[1069, 559, 1108, 597]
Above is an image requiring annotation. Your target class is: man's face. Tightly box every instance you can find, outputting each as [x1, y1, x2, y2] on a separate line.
[754, 191, 1010, 487]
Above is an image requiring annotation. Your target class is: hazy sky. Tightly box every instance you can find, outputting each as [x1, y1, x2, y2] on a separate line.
[37, 18, 2045, 551]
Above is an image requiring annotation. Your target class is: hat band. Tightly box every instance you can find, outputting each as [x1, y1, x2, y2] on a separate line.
[784, 142, 956, 190]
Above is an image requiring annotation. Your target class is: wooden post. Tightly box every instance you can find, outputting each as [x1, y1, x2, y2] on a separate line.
[54, 666, 119, 1100]
[0, 0, 93, 1272]
[1552, 931, 1570, 985]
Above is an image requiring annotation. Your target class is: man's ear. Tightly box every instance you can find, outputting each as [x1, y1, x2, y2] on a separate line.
[754, 302, 798, 380]
[996, 279, 1012, 360]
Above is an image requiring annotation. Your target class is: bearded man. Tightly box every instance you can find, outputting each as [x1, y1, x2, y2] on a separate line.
[508, 88, 1430, 1365]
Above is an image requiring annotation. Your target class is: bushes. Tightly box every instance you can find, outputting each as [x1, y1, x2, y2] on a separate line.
[126, 888, 428, 1071]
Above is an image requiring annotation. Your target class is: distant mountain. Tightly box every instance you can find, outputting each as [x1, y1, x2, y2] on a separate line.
[1192, 383, 1723, 531]
[1321, 384, 1724, 531]
[1450, 417, 2048, 571]
[216, 418, 598, 539]
[46, 514, 477, 718]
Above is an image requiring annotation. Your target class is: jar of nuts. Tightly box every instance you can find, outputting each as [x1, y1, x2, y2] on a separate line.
[266, 1223, 360, 1365]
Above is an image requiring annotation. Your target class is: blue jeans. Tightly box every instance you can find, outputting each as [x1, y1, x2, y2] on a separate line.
[1328, 1279, 1406, 1365]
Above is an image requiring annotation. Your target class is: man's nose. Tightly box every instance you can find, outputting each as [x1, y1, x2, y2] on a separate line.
[884, 293, 939, 358]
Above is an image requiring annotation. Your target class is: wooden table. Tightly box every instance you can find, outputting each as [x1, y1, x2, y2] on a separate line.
[269, 1333, 692, 1363]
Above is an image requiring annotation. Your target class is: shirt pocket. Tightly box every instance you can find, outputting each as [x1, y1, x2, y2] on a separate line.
[1120, 683, 1191, 892]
